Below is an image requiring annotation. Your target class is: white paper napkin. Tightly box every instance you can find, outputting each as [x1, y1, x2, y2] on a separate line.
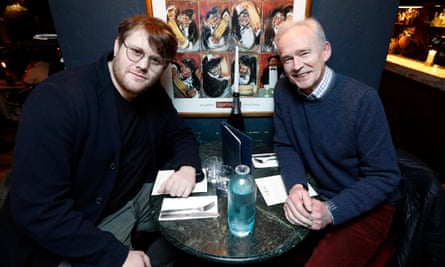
[252, 153, 278, 168]
[255, 175, 318, 206]
[159, 195, 219, 221]
[152, 169, 207, 196]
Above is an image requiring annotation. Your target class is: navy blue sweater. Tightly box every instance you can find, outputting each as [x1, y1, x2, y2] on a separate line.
[273, 72, 401, 225]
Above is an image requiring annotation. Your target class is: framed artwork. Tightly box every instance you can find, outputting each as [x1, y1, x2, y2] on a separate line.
[146, 0, 311, 117]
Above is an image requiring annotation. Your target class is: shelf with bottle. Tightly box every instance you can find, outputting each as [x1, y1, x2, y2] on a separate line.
[395, 6, 422, 27]
[389, 3, 445, 65]
[430, 6, 445, 27]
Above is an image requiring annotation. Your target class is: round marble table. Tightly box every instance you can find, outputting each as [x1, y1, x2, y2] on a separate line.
[152, 166, 309, 264]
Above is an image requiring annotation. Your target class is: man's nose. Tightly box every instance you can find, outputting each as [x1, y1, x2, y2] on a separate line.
[292, 56, 304, 71]
[136, 55, 151, 70]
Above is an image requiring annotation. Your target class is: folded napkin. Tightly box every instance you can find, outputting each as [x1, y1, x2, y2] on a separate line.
[152, 170, 207, 196]
[159, 195, 219, 221]
[252, 153, 278, 168]
[255, 175, 318, 206]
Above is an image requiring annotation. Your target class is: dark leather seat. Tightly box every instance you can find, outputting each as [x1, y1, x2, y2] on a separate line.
[368, 149, 445, 267]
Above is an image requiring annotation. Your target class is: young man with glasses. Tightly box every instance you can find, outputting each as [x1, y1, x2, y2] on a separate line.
[0, 16, 201, 267]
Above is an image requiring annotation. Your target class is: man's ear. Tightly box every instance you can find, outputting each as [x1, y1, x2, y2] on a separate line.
[162, 62, 170, 73]
[113, 38, 120, 57]
[322, 41, 332, 62]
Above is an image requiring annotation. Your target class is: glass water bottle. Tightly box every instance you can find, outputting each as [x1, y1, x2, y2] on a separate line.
[228, 164, 256, 237]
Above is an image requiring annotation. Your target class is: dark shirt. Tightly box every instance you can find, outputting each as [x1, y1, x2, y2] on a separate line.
[103, 90, 151, 217]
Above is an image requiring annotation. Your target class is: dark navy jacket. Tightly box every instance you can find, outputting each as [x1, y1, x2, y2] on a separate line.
[0, 53, 201, 267]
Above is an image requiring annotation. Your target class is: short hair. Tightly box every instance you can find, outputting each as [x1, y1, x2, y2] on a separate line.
[181, 58, 197, 72]
[206, 7, 220, 20]
[170, 61, 180, 70]
[283, 5, 293, 16]
[270, 7, 284, 18]
[267, 55, 280, 62]
[204, 56, 222, 70]
[116, 16, 178, 60]
[275, 17, 327, 51]
[181, 9, 195, 19]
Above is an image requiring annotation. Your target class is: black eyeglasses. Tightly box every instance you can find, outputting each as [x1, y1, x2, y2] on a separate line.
[122, 41, 168, 70]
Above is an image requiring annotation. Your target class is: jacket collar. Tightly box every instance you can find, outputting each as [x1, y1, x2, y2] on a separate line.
[95, 52, 122, 156]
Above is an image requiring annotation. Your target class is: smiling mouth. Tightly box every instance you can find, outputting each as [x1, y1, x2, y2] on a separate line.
[292, 71, 309, 79]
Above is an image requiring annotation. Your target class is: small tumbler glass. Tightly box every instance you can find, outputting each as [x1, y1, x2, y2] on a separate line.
[216, 165, 234, 196]
[203, 156, 223, 184]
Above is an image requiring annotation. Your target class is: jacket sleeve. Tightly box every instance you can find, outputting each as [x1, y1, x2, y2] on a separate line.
[154, 87, 201, 173]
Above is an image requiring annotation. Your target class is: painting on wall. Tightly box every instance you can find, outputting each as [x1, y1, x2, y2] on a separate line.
[148, 0, 311, 116]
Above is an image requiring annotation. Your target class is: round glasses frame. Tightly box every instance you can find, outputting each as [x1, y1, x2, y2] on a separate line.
[122, 41, 169, 70]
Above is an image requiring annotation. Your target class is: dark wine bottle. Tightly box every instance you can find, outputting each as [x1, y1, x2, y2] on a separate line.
[227, 92, 245, 132]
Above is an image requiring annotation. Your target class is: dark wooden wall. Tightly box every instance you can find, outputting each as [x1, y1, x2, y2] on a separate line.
[48, 0, 147, 68]
[379, 70, 445, 182]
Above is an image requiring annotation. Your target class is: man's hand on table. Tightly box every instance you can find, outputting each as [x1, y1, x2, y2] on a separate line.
[157, 166, 196, 197]
[123, 250, 151, 267]
[284, 184, 332, 230]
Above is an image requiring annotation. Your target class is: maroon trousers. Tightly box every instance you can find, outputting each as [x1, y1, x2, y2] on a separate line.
[289, 204, 396, 267]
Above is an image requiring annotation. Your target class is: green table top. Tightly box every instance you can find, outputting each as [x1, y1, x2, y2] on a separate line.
[152, 141, 309, 264]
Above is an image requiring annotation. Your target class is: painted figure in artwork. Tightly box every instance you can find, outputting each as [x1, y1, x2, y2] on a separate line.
[232, 1, 261, 51]
[201, 6, 231, 51]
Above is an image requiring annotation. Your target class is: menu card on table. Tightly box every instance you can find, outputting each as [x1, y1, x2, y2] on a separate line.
[221, 121, 252, 168]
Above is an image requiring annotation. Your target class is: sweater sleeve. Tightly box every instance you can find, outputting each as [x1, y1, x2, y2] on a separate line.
[325, 90, 401, 225]
[273, 80, 308, 191]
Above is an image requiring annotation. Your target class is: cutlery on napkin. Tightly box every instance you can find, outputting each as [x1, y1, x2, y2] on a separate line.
[252, 153, 278, 168]
[159, 195, 219, 220]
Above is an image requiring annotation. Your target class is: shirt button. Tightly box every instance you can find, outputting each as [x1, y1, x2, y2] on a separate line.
[109, 161, 116, 170]
[96, 197, 102, 205]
